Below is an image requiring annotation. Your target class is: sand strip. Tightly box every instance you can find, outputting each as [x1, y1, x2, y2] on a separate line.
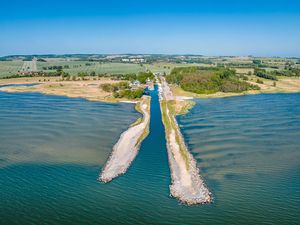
[158, 78, 212, 205]
[99, 96, 150, 182]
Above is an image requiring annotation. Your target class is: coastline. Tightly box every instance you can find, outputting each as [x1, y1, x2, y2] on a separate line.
[0, 76, 152, 182]
[170, 76, 300, 100]
[99, 95, 151, 183]
[0, 77, 135, 103]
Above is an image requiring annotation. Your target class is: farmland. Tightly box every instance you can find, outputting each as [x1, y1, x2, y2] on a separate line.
[37, 61, 147, 76]
[1, 55, 300, 92]
[0, 61, 24, 77]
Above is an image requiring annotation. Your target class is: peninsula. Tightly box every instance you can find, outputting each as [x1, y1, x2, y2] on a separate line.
[158, 76, 212, 204]
[100, 96, 151, 182]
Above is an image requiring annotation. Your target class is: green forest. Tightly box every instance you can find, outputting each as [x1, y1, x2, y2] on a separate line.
[166, 67, 260, 94]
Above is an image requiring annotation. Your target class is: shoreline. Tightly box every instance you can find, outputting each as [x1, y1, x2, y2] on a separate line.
[158, 78, 212, 205]
[170, 76, 300, 100]
[0, 77, 152, 183]
[99, 95, 151, 183]
[0, 77, 139, 103]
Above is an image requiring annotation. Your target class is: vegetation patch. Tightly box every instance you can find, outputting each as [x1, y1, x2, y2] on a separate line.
[167, 100, 195, 115]
[255, 68, 278, 80]
[269, 68, 300, 77]
[131, 97, 149, 127]
[100, 81, 144, 99]
[166, 67, 260, 94]
[134, 97, 151, 146]
[120, 71, 155, 83]
[160, 100, 190, 169]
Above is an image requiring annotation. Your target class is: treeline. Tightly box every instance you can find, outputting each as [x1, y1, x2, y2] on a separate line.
[121, 71, 154, 84]
[74, 71, 154, 83]
[254, 66, 300, 80]
[255, 68, 278, 81]
[1, 69, 154, 84]
[42, 62, 96, 71]
[271, 68, 300, 77]
[1, 70, 69, 79]
[42, 65, 70, 70]
[166, 67, 259, 94]
[100, 82, 144, 99]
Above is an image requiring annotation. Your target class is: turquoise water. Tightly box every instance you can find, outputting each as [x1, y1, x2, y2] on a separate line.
[0, 89, 300, 224]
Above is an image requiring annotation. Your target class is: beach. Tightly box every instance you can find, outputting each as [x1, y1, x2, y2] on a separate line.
[0, 77, 124, 102]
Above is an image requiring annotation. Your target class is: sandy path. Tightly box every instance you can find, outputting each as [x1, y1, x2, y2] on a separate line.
[21, 59, 37, 72]
[100, 96, 150, 182]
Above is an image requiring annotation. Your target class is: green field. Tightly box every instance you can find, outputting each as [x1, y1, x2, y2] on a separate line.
[37, 61, 147, 75]
[0, 61, 24, 77]
[145, 62, 212, 75]
[0, 60, 190, 78]
[1, 55, 299, 78]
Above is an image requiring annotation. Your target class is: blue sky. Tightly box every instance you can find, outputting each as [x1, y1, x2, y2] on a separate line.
[0, 0, 299, 56]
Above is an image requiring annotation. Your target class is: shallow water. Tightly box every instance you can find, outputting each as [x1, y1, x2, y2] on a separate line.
[0, 89, 300, 224]
[0, 83, 39, 88]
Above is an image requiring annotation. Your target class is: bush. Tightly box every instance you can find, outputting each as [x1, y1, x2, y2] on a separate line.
[123, 73, 137, 81]
[114, 89, 144, 99]
[239, 74, 249, 80]
[101, 83, 117, 92]
[256, 79, 264, 84]
[78, 72, 89, 77]
[100, 82, 130, 92]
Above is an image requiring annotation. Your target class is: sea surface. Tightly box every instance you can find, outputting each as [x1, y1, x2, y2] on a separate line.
[0, 88, 300, 225]
[0, 83, 39, 88]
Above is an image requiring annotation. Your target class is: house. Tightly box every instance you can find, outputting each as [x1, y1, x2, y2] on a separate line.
[130, 80, 141, 90]
[146, 78, 154, 90]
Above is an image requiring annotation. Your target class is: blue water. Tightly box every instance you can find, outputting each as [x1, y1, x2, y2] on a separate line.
[0, 89, 300, 224]
[0, 83, 39, 88]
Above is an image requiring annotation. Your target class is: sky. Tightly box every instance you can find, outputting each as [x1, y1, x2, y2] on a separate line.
[0, 0, 300, 57]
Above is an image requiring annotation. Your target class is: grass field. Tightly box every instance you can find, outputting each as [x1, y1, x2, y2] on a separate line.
[0, 59, 213, 78]
[145, 62, 212, 75]
[0, 61, 24, 77]
[37, 61, 147, 75]
[1, 57, 298, 79]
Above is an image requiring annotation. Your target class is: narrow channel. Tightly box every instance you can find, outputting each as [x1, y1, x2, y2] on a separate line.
[125, 84, 170, 190]
[108, 85, 174, 221]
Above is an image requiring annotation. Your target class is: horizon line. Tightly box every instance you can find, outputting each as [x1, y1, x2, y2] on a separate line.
[1, 53, 299, 59]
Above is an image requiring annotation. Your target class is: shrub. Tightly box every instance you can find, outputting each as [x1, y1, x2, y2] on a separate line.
[100, 81, 130, 92]
[256, 79, 264, 84]
[114, 89, 144, 99]
[137, 71, 154, 84]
